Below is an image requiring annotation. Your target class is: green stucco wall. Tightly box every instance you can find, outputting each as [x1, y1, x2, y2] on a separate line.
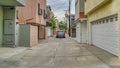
[0, 0, 25, 6]
[0, 6, 3, 45]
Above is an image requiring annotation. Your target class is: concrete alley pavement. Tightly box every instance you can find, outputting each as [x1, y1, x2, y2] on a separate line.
[0, 37, 120, 68]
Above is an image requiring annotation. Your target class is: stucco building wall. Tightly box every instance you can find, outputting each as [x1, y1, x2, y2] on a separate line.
[85, 0, 120, 56]
[17, 0, 47, 46]
[17, 0, 46, 25]
[19, 24, 38, 47]
[85, 0, 120, 44]
[0, 6, 3, 45]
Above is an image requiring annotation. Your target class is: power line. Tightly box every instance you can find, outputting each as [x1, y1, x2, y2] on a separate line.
[47, 0, 73, 22]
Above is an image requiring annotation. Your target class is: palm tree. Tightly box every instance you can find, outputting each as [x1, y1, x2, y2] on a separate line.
[49, 16, 56, 29]
[49, 16, 57, 36]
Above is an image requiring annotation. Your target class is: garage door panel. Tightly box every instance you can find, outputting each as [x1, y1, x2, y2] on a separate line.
[92, 37, 118, 44]
[93, 43, 119, 56]
[76, 23, 80, 42]
[93, 41, 118, 47]
[91, 15, 119, 56]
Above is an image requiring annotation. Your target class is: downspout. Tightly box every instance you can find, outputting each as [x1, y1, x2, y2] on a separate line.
[44, 26, 46, 39]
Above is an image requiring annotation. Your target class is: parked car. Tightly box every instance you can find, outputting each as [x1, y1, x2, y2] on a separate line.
[56, 30, 65, 38]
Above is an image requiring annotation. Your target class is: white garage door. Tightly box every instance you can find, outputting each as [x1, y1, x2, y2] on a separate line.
[76, 23, 80, 42]
[81, 22, 87, 43]
[47, 27, 52, 37]
[91, 15, 119, 56]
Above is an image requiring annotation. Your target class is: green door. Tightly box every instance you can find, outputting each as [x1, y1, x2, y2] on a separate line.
[3, 7, 15, 47]
[3, 20, 15, 45]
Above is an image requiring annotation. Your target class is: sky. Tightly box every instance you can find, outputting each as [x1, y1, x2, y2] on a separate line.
[47, 0, 75, 21]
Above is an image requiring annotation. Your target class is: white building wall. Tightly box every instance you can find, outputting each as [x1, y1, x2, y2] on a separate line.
[76, 23, 80, 42]
[81, 22, 87, 43]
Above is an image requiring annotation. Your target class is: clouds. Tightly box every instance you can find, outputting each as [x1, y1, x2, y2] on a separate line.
[47, 0, 75, 21]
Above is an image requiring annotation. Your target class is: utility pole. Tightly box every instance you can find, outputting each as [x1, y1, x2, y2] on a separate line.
[69, 0, 71, 37]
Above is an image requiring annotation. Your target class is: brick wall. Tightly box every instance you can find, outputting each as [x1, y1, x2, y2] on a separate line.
[45, 28, 47, 39]
[30, 25, 38, 47]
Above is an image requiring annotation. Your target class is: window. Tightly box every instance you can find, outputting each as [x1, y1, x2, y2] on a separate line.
[110, 18, 113, 22]
[115, 17, 118, 21]
[38, 3, 42, 15]
[96, 22, 98, 24]
[75, 0, 78, 6]
[106, 19, 109, 23]
[16, 10, 19, 19]
[103, 20, 105, 23]
[43, 10, 47, 19]
[91, 22, 93, 25]
[99, 21, 101, 24]
[91, 14, 117, 25]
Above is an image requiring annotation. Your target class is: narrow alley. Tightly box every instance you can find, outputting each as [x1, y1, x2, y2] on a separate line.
[0, 37, 120, 68]
[1, 0, 120, 68]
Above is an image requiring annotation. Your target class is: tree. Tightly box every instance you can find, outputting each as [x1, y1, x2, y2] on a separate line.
[59, 21, 67, 30]
[70, 25, 76, 29]
[49, 16, 57, 28]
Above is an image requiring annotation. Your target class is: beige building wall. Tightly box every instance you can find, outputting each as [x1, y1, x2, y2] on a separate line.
[55, 19, 59, 31]
[75, 0, 80, 20]
[85, 0, 120, 44]
[50, 11, 54, 18]
[17, 0, 47, 46]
